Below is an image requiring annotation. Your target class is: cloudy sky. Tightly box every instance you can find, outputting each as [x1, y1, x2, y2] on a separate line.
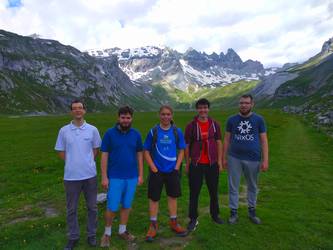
[1, 0, 332, 66]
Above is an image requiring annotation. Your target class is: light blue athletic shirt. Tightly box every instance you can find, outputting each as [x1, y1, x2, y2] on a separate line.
[144, 125, 186, 173]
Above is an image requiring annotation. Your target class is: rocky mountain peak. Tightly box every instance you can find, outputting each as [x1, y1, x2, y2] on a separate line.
[225, 48, 243, 65]
[321, 37, 333, 54]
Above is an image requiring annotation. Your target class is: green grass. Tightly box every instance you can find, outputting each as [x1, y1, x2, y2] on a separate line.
[0, 110, 333, 249]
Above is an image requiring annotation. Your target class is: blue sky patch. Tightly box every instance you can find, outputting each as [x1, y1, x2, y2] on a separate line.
[7, 0, 22, 8]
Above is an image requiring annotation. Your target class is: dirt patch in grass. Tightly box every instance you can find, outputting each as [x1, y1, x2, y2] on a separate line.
[8, 216, 39, 225]
[159, 235, 192, 249]
[8, 202, 59, 225]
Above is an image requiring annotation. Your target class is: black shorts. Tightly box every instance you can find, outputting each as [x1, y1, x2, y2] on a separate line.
[148, 169, 181, 201]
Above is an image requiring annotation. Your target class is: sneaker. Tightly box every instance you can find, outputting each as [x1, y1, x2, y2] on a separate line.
[228, 209, 238, 224]
[248, 207, 261, 224]
[212, 216, 224, 224]
[146, 222, 158, 242]
[64, 239, 79, 250]
[187, 219, 199, 232]
[87, 236, 97, 247]
[169, 219, 188, 237]
[119, 231, 135, 242]
[100, 234, 110, 248]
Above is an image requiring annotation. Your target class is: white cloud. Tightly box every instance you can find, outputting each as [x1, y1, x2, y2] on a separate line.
[0, 0, 332, 66]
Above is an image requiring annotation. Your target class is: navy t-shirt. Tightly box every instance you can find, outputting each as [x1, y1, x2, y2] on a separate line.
[144, 125, 186, 173]
[101, 126, 143, 179]
[226, 113, 266, 161]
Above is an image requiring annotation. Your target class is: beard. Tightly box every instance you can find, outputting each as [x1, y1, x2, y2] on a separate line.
[119, 122, 131, 131]
[240, 108, 252, 116]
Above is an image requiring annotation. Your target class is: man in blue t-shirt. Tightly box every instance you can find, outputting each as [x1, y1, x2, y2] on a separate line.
[100, 106, 143, 247]
[143, 105, 187, 242]
[222, 94, 269, 225]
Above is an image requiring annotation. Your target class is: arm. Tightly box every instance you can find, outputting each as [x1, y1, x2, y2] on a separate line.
[137, 151, 144, 185]
[175, 149, 184, 171]
[93, 148, 99, 160]
[217, 140, 223, 172]
[101, 152, 109, 190]
[185, 145, 190, 173]
[144, 150, 158, 173]
[58, 151, 65, 161]
[184, 124, 192, 174]
[260, 133, 269, 171]
[222, 132, 231, 169]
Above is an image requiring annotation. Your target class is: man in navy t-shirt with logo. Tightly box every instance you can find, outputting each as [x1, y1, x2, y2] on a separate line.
[100, 106, 143, 247]
[222, 94, 269, 224]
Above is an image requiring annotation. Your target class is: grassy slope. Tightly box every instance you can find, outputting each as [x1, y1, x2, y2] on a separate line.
[0, 110, 332, 249]
[150, 80, 259, 109]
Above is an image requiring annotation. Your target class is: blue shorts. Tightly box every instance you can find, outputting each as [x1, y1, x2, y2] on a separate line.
[107, 177, 138, 212]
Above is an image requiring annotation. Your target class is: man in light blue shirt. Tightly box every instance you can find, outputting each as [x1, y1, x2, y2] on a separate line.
[55, 100, 101, 250]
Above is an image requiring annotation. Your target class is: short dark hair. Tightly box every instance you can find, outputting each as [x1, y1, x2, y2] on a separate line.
[118, 106, 134, 117]
[70, 99, 86, 110]
[240, 94, 254, 101]
[195, 98, 210, 109]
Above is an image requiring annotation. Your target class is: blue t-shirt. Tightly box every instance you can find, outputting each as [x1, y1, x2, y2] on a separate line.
[101, 125, 143, 179]
[226, 113, 266, 161]
[143, 125, 186, 173]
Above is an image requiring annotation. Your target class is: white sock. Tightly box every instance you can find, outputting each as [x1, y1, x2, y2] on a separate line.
[104, 226, 112, 236]
[150, 217, 157, 222]
[170, 215, 177, 220]
[119, 224, 127, 234]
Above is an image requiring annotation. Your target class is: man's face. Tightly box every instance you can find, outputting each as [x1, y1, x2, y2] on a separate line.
[197, 104, 209, 119]
[159, 109, 173, 125]
[118, 113, 132, 129]
[239, 97, 254, 115]
[71, 102, 86, 120]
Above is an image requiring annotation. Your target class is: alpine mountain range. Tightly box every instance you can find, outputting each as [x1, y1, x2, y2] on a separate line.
[0, 29, 332, 119]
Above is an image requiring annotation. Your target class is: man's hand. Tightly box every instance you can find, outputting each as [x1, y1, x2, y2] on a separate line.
[222, 158, 228, 170]
[260, 160, 269, 172]
[151, 166, 158, 173]
[101, 176, 109, 190]
[138, 175, 144, 185]
[185, 162, 190, 174]
[218, 161, 223, 172]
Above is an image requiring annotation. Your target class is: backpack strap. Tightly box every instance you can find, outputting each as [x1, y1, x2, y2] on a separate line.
[172, 125, 179, 149]
[151, 124, 159, 152]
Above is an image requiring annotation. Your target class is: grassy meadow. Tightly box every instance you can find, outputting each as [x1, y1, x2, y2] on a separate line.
[0, 109, 332, 249]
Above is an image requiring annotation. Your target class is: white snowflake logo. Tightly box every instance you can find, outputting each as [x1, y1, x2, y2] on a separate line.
[237, 121, 252, 134]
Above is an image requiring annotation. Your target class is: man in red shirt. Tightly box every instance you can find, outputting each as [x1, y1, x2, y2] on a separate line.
[185, 98, 223, 232]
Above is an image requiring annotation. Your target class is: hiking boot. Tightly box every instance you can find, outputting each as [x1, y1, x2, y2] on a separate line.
[64, 239, 79, 250]
[248, 207, 261, 224]
[87, 236, 97, 247]
[169, 219, 188, 237]
[212, 216, 224, 224]
[119, 231, 135, 242]
[228, 209, 238, 224]
[100, 234, 110, 248]
[187, 219, 199, 232]
[146, 222, 158, 242]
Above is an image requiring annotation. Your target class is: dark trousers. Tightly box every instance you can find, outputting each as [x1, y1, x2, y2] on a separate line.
[64, 176, 97, 240]
[188, 163, 220, 220]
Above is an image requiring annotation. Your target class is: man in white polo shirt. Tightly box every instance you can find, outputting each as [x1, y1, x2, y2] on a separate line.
[55, 100, 101, 250]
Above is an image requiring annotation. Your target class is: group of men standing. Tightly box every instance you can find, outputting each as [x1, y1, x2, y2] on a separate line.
[55, 95, 269, 250]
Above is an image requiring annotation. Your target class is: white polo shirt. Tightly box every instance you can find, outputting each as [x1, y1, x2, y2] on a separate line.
[55, 121, 101, 181]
